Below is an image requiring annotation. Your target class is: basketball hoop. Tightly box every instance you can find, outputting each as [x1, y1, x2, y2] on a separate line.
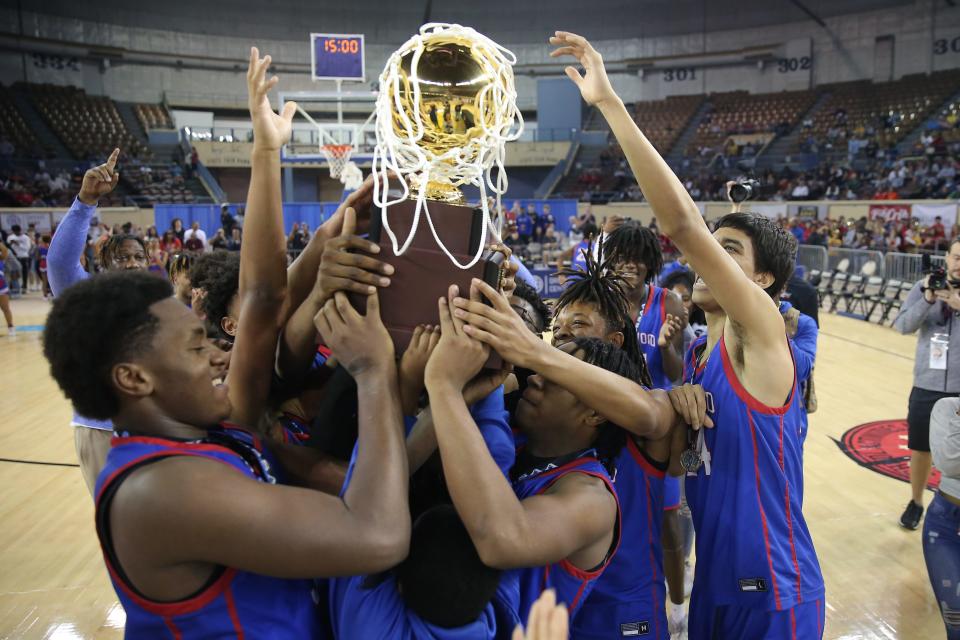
[320, 144, 354, 179]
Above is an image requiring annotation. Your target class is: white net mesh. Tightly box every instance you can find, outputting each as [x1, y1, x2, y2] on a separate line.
[321, 144, 354, 179]
[372, 23, 523, 269]
[340, 161, 364, 190]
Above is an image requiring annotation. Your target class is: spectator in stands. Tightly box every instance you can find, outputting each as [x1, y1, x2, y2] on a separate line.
[516, 206, 533, 244]
[170, 218, 185, 243]
[790, 178, 810, 200]
[211, 228, 228, 250]
[160, 229, 181, 254]
[227, 227, 242, 251]
[6, 225, 32, 290]
[288, 223, 308, 253]
[183, 220, 207, 252]
[221, 204, 236, 237]
[894, 239, 960, 531]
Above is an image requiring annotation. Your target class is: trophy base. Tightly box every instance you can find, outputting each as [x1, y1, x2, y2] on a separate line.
[350, 198, 504, 368]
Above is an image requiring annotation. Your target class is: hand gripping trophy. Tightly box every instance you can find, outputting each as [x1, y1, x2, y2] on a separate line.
[361, 23, 523, 351]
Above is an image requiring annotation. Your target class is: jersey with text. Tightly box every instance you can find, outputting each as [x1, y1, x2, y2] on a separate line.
[684, 336, 823, 611]
[636, 285, 673, 389]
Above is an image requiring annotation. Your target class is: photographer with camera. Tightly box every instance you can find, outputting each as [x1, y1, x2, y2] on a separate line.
[894, 240, 960, 530]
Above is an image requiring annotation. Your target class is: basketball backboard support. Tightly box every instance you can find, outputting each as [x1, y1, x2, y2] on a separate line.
[278, 90, 377, 170]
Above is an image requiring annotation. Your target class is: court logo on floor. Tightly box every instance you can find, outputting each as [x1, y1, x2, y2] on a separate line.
[833, 420, 940, 490]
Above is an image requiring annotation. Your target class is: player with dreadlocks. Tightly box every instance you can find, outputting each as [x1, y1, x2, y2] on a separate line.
[520, 233, 682, 638]
[604, 219, 687, 390]
[450, 263, 711, 638]
[552, 243, 651, 386]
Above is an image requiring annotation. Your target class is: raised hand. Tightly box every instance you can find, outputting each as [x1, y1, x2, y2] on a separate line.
[247, 47, 297, 152]
[425, 285, 490, 392]
[451, 278, 547, 369]
[78, 148, 120, 205]
[316, 206, 393, 303]
[398, 324, 441, 415]
[658, 313, 686, 348]
[548, 32, 618, 108]
[313, 291, 393, 377]
[488, 241, 519, 297]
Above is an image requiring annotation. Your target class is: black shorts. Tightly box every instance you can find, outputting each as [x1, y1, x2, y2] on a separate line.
[907, 387, 956, 452]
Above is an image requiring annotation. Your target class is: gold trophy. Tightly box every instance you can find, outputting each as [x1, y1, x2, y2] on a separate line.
[360, 23, 522, 353]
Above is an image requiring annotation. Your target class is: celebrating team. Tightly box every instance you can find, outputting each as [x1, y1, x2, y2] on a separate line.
[42, 33, 822, 639]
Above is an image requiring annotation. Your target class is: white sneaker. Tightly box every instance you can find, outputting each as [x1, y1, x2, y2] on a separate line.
[6, 327, 16, 338]
[683, 561, 694, 599]
[668, 600, 688, 638]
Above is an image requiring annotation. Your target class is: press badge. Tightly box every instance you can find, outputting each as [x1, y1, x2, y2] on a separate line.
[931, 333, 949, 370]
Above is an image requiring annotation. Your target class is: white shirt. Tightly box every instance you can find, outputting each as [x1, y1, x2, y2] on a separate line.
[184, 228, 207, 246]
[7, 232, 31, 258]
[791, 184, 810, 198]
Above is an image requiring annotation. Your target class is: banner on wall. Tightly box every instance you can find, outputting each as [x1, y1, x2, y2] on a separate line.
[912, 203, 957, 227]
[529, 268, 567, 299]
[868, 204, 912, 222]
[790, 204, 826, 220]
[0, 212, 53, 232]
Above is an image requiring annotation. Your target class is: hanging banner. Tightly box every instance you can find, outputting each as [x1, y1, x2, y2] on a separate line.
[868, 203, 912, 222]
[913, 203, 958, 227]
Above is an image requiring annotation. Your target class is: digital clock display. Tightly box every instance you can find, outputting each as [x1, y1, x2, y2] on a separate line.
[311, 33, 365, 81]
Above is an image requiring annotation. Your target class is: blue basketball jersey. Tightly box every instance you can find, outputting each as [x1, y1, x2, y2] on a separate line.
[572, 438, 669, 639]
[636, 285, 673, 390]
[683, 336, 824, 613]
[511, 450, 621, 624]
[571, 239, 591, 274]
[94, 433, 321, 638]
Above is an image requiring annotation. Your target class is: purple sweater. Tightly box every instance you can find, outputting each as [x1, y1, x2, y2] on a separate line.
[48, 197, 113, 431]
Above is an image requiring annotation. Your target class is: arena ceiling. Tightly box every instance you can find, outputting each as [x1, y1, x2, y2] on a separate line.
[4, 0, 915, 44]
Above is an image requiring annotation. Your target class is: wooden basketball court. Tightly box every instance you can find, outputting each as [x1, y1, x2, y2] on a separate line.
[0, 294, 945, 639]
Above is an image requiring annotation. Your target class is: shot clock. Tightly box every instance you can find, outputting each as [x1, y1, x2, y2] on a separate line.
[311, 33, 365, 81]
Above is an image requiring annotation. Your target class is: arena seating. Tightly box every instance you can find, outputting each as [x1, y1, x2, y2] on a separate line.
[0, 89, 40, 157]
[22, 83, 147, 160]
[687, 89, 817, 157]
[134, 103, 174, 131]
[631, 95, 704, 154]
[802, 70, 960, 155]
[123, 163, 197, 206]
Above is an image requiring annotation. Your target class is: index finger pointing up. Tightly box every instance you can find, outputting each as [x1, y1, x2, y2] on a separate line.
[105, 148, 120, 172]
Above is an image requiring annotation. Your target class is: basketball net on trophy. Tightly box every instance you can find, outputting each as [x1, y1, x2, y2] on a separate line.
[371, 23, 524, 269]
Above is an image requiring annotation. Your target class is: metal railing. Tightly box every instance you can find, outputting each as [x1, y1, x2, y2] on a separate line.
[883, 252, 946, 283]
[827, 248, 885, 278]
[797, 245, 827, 274]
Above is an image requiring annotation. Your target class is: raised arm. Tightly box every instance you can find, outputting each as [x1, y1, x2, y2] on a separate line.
[226, 48, 296, 427]
[48, 149, 120, 295]
[549, 32, 785, 343]
[283, 177, 378, 321]
[426, 286, 615, 569]
[276, 206, 392, 383]
[454, 279, 678, 439]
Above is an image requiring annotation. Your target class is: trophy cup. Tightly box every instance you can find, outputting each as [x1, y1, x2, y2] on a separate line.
[358, 23, 523, 354]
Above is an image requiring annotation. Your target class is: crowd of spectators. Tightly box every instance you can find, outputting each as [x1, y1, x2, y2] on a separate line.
[777, 214, 958, 253]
